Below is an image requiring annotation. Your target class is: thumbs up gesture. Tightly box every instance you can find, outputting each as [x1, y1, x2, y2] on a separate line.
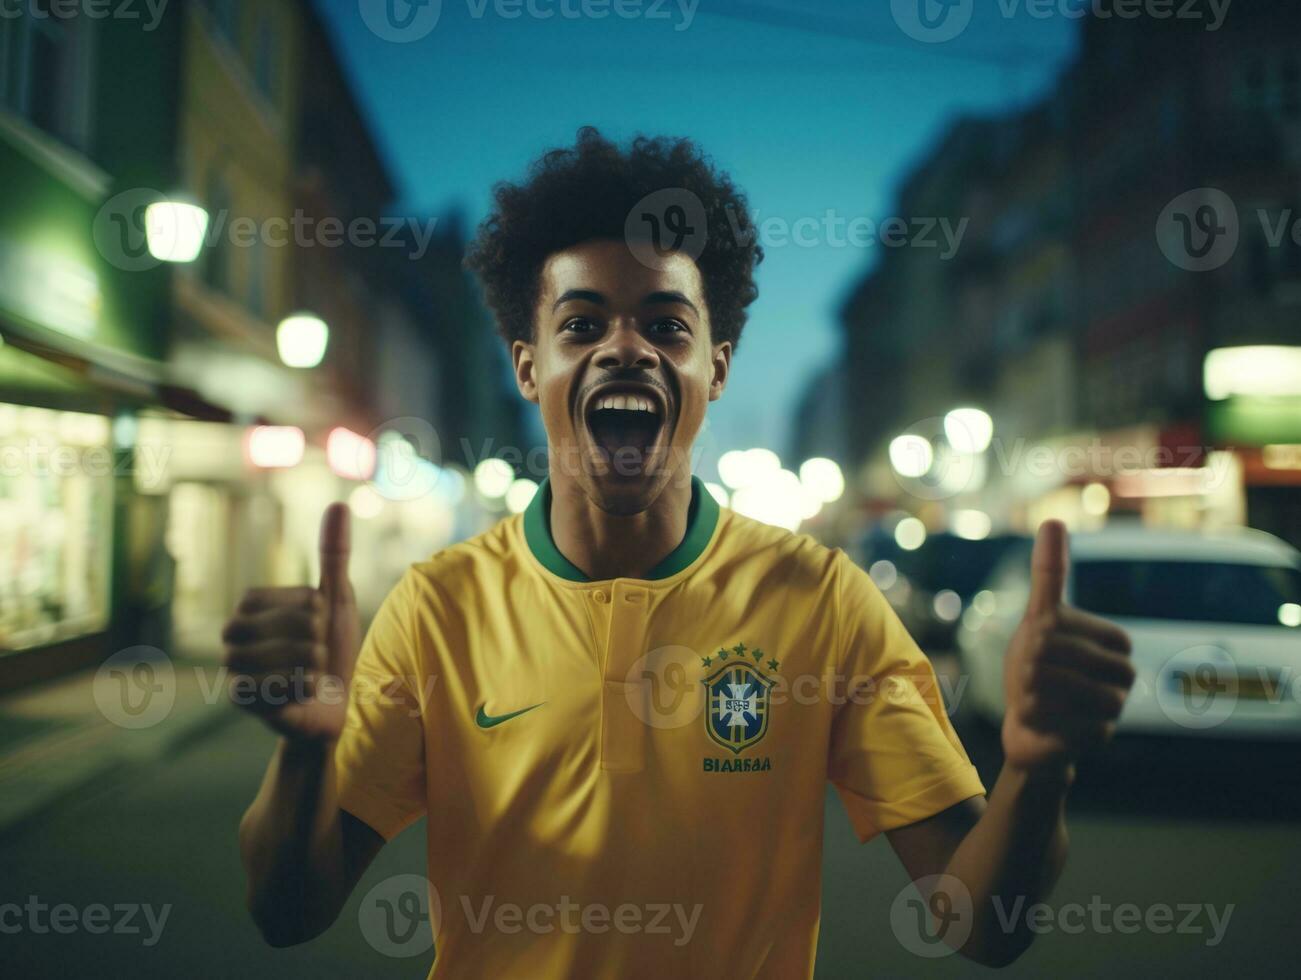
[1001, 521, 1136, 773]
[221, 504, 361, 741]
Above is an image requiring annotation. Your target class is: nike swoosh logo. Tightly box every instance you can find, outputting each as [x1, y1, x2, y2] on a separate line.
[475, 701, 545, 729]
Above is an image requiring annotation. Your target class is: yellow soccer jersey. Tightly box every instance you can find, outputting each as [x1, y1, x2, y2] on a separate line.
[335, 476, 985, 979]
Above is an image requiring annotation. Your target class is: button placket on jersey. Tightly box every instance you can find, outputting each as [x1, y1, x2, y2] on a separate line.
[599, 582, 650, 772]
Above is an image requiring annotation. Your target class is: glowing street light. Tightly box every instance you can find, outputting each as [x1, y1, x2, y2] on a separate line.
[145, 199, 208, 263]
[799, 457, 845, 504]
[276, 313, 329, 368]
[944, 408, 993, 454]
[326, 427, 377, 481]
[718, 447, 782, 490]
[1204, 346, 1301, 400]
[951, 509, 992, 541]
[717, 450, 750, 489]
[505, 478, 539, 514]
[348, 484, 384, 520]
[245, 425, 304, 469]
[894, 516, 926, 551]
[889, 435, 933, 479]
[730, 467, 805, 531]
[474, 458, 515, 500]
[1082, 482, 1111, 517]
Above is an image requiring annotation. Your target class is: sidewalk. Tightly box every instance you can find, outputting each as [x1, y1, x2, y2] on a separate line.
[0, 641, 239, 839]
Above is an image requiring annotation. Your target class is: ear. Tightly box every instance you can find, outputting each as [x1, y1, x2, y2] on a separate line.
[512, 340, 539, 404]
[708, 341, 732, 402]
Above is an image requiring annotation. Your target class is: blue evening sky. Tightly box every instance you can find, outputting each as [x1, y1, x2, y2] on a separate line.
[317, 0, 1080, 463]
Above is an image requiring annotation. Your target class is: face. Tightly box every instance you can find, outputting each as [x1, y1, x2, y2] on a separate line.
[512, 239, 731, 515]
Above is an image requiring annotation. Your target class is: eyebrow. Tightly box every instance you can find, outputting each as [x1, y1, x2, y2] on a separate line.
[552, 289, 606, 310]
[551, 289, 699, 315]
[645, 291, 700, 315]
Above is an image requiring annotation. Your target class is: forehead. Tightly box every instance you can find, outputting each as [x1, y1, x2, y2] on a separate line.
[537, 239, 704, 307]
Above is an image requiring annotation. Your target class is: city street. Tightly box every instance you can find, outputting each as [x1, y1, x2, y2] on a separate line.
[4, 702, 1297, 978]
[3, 2, 1301, 978]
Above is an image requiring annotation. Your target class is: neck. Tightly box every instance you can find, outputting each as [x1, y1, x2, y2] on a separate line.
[548, 473, 693, 580]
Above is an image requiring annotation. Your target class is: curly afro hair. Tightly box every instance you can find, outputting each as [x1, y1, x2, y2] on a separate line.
[464, 127, 763, 350]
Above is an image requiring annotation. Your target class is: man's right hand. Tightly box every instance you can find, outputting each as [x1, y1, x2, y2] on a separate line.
[222, 504, 360, 740]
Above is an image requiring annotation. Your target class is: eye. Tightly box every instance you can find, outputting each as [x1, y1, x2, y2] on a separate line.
[650, 318, 688, 335]
[562, 317, 599, 334]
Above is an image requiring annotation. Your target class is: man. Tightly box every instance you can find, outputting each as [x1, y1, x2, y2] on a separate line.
[224, 128, 1135, 977]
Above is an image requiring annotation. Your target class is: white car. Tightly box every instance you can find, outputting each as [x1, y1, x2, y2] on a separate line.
[956, 524, 1301, 739]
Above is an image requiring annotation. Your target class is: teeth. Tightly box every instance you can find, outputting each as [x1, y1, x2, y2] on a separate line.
[594, 394, 658, 415]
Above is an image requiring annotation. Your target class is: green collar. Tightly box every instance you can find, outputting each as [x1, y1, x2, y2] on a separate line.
[524, 476, 719, 582]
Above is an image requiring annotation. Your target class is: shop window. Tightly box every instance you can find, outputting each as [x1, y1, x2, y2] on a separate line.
[0, 406, 112, 652]
[247, 235, 268, 319]
[0, 2, 94, 152]
[253, 18, 279, 108]
[203, 0, 240, 46]
[202, 171, 234, 295]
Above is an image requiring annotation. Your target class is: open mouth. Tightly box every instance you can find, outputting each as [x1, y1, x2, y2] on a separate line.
[585, 391, 665, 474]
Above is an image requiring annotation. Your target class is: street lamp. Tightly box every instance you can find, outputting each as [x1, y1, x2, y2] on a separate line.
[276, 313, 330, 368]
[799, 457, 845, 504]
[944, 407, 994, 454]
[145, 199, 209, 263]
[889, 435, 933, 479]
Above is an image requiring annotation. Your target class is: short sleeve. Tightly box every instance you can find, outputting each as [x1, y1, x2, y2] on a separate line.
[828, 553, 985, 843]
[334, 569, 428, 841]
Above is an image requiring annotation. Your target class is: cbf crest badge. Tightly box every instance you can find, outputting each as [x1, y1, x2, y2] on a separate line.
[701, 642, 779, 755]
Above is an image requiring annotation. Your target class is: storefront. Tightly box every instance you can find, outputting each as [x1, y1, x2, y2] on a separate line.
[0, 404, 113, 652]
[0, 105, 171, 691]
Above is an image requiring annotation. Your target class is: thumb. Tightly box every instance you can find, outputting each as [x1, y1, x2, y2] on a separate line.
[1027, 519, 1068, 617]
[318, 502, 352, 603]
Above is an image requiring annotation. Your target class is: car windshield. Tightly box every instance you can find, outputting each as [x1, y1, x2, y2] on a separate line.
[859, 534, 1022, 598]
[1072, 560, 1301, 627]
[916, 536, 1024, 598]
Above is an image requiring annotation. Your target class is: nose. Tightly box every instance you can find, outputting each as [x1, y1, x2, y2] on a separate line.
[594, 319, 660, 371]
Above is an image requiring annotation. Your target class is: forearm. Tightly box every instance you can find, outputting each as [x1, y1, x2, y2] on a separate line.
[942, 763, 1072, 966]
[238, 738, 349, 945]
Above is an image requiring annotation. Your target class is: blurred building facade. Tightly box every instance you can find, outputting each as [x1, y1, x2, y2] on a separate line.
[0, 0, 532, 692]
[832, 1, 1301, 551]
